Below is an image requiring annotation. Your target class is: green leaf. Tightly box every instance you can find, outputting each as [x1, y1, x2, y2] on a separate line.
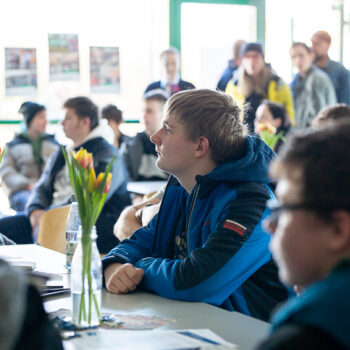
[0, 148, 5, 164]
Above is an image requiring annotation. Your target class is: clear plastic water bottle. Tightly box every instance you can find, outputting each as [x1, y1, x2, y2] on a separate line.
[65, 201, 81, 270]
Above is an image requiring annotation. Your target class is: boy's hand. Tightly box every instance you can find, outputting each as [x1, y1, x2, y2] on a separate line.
[104, 263, 144, 294]
[29, 209, 45, 230]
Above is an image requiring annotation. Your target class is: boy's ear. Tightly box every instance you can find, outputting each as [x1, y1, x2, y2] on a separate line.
[81, 116, 91, 129]
[329, 211, 350, 253]
[195, 136, 211, 158]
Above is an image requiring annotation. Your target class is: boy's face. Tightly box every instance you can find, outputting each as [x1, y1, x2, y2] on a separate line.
[150, 112, 198, 178]
[62, 108, 87, 142]
[162, 53, 178, 81]
[311, 35, 330, 59]
[241, 51, 265, 77]
[268, 176, 334, 288]
[29, 109, 47, 134]
[290, 45, 313, 75]
[254, 104, 281, 133]
[142, 99, 164, 136]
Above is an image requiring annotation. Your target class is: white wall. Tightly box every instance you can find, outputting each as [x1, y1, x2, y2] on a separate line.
[0, 0, 169, 126]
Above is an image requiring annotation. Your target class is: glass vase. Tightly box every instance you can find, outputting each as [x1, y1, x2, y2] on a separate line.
[71, 226, 102, 327]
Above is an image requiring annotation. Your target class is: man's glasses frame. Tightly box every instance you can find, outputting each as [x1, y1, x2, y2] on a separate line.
[264, 199, 318, 231]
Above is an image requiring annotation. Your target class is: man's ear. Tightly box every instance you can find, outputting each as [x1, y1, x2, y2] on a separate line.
[195, 136, 211, 158]
[81, 116, 91, 130]
[328, 211, 350, 253]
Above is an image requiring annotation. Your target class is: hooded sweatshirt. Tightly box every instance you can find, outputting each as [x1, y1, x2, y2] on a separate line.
[102, 136, 290, 321]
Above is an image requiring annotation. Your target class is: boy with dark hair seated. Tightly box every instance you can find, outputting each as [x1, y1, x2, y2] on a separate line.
[258, 120, 350, 349]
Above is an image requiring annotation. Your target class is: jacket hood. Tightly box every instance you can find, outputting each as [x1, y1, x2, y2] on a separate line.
[67, 120, 114, 153]
[84, 119, 114, 144]
[205, 136, 275, 184]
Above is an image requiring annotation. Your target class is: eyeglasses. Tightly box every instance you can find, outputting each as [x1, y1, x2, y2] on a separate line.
[264, 199, 317, 232]
[266, 199, 317, 213]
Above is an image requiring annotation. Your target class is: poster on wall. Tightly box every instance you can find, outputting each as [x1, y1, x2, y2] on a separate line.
[90, 46, 120, 93]
[48, 34, 80, 81]
[5, 48, 37, 96]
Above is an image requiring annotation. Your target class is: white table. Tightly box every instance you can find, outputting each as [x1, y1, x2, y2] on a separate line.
[0, 245, 269, 349]
[127, 181, 166, 195]
[0, 244, 67, 275]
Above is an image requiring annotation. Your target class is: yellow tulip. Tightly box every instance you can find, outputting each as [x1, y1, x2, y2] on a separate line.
[95, 172, 112, 193]
[87, 153, 93, 169]
[88, 168, 96, 193]
[75, 149, 89, 169]
[257, 123, 267, 132]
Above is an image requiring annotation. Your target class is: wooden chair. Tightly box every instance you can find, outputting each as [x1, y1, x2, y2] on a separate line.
[36, 206, 70, 254]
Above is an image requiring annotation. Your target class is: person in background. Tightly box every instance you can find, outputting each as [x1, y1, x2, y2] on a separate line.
[290, 42, 336, 129]
[312, 103, 350, 127]
[144, 47, 195, 96]
[101, 104, 130, 148]
[120, 90, 169, 182]
[216, 40, 246, 92]
[103, 89, 290, 322]
[311, 30, 350, 105]
[0, 102, 59, 212]
[257, 120, 350, 349]
[254, 100, 292, 153]
[0, 97, 131, 254]
[225, 42, 294, 133]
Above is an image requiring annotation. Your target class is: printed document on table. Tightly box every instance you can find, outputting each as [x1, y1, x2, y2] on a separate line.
[64, 328, 238, 350]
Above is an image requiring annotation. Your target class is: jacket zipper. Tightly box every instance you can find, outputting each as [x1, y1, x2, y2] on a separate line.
[185, 184, 200, 256]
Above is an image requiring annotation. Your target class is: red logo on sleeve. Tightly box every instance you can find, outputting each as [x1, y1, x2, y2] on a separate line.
[223, 220, 246, 236]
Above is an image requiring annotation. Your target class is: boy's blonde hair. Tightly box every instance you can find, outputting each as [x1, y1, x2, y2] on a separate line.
[165, 89, 247, 164]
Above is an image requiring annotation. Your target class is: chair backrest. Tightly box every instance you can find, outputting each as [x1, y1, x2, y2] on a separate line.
[36, 206, 70, 254]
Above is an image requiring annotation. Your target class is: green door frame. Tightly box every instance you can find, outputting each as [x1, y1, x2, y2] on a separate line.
[169, 0, 265, 51]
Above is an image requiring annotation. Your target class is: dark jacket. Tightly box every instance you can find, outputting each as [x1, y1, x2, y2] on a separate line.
[216, 59, 239, 92]
[144, 79, 195, 95]
[27, 136, 131, 253]
[120, 132, 168, 181]
[257, 261, 350, 350]
[321, 58, 350, 105]
[103, 136, 290, 321]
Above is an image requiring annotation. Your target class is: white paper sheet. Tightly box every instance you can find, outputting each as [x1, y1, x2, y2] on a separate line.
[64, 328, 238, 350]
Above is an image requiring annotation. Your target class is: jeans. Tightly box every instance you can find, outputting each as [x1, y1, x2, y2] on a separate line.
[0, 212, 33, 244]
[9, 190, 31, 212]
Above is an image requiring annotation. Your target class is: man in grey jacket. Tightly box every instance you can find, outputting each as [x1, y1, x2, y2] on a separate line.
[0, 102, 59, 211]
[290, 42, 337, 129]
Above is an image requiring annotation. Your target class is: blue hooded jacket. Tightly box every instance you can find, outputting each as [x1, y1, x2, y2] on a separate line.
[103, 136, 290, 321]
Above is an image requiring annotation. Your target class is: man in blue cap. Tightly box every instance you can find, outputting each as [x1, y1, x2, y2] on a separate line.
[0, 102, 59, 211]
